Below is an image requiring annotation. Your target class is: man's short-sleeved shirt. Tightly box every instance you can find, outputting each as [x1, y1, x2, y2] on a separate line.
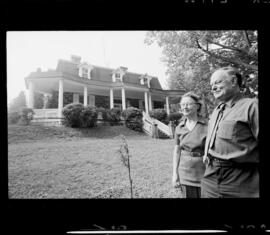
[174, 117, 208, 154]
[207, 95, 259, 163]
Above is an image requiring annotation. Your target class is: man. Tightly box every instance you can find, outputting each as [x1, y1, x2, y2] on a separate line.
[201, 67, 259, 198]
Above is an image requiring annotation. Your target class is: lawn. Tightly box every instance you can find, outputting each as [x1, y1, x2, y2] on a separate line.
[8, 124, 183, 198]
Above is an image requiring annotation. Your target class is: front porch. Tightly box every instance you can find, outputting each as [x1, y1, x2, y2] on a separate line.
[26, 77, 182, 120]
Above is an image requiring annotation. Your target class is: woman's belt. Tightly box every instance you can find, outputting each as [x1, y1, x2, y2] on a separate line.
[181, 150, 202, 157]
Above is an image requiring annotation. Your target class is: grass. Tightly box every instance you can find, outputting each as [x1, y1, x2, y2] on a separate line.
[8, 124, 183, 198]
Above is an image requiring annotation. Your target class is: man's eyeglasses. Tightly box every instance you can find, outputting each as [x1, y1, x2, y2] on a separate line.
[180, 103, 197, 108]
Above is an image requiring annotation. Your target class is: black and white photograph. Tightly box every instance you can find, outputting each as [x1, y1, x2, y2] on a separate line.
[7, 30, 259, 199]
[4, 0, 270, 233]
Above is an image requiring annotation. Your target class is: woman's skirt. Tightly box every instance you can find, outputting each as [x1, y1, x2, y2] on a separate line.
[179, 151, 206, 187]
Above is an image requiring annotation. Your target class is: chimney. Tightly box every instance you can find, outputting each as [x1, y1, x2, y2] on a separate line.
[71, 55, 81, 64]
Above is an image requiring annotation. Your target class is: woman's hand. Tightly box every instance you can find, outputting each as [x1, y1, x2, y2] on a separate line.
[172, 173, 180, 188]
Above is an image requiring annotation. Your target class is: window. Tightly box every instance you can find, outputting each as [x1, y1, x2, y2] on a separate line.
[82, 68, 89, 78]
[113, 73, 122, 82]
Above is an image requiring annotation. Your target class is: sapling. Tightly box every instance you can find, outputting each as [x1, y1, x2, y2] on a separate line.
[117, 135, 133, 198]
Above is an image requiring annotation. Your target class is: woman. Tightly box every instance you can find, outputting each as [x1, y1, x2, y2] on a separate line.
[172, 92, 207, 198]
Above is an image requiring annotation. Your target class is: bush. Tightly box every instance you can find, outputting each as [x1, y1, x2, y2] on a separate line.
[8, 111, 21, 124]
[62, 103, 84, 127]
[80, 105, 98, 127]
[97, 107, 108, 121]
[122, 107, 143, 132]
[18, 107, 35, 125]
[106, 108, 122, 125]
[167, 112, 182, 126]
[149, 109, 168, 124]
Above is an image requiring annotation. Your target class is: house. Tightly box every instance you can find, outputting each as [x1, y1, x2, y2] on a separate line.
[24, 55, 185, 123]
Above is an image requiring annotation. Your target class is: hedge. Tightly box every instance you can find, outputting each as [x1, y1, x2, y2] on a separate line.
[122, 107, 143, 132]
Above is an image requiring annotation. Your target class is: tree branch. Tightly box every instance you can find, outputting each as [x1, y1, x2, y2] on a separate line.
[242, 30, 252, 48]
[196, 39, 258, 71]
[208, 40, 257, 60]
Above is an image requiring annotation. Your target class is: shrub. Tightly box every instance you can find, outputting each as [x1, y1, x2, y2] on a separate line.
[18, 107, 35, 125]
[167, 112, 182, 126]
[106, 108, 122, 125]
[8, 111, 21, 124]
[80, 105, 98, 127]
[62, 103, 84, 127]
[122, 107, 143, 132]
[149, 109, 168, 124]
[97, 107, 108, 121]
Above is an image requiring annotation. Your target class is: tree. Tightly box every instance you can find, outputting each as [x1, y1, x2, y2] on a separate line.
[8, 91, 27, 112]
[145, 31, 258, 115]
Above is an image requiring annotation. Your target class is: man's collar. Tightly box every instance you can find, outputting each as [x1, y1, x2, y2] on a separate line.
[218, 93, 242, 108]
[226, 93, 242, 108]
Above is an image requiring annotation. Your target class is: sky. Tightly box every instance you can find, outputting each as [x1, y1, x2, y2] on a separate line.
[7, 31, 169, 105]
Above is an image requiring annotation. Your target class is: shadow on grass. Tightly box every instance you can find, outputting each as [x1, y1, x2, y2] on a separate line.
[8, 124, 149, 143]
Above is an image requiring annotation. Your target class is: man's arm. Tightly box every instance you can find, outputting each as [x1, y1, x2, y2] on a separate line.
[249, 98, 259, 141]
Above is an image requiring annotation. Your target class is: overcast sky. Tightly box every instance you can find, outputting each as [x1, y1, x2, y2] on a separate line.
[7, 31, 169, 105]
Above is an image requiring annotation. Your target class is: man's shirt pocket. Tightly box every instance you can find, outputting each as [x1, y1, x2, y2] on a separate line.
[217, 120, 236, 140]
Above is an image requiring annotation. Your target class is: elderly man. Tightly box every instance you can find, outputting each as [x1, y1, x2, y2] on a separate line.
[201, 67, 259, 198]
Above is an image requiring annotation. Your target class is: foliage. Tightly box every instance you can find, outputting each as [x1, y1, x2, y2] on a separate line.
[106, 108, 122, 125]
[18, 107, 35, 125]
[122, 107, 143, 132]
[149, 109, 168, 124]
[62, 103, 98, 128]
[80, 105, 98, 128]
[62, 103, 84, 127]
[167, 112, 182, 126]
[8, 111, 21, 124]
[97, 107, 109, 121]
[145, 30, 258, 115]
[116, 135, 133, 198]
[8, 91, 27, 112]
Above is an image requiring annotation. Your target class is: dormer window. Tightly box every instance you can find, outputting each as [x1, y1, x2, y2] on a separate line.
[140, 77, 147, 85]
[78, 62, 94, 79]
[112, 67, 128, 83]
[82, 68, 89, 78]
[139, 74, 152, 88]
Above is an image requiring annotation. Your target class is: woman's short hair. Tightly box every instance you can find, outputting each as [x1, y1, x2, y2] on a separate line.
[180, 91, 202, 114]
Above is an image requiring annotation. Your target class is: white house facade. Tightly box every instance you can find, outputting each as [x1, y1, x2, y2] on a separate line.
[24, 55, 185, 122]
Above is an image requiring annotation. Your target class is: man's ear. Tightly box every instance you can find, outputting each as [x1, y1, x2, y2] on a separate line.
[231, 75, 238, 87]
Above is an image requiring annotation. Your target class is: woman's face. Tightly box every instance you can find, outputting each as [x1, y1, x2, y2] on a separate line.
[180, 96, 198, 117]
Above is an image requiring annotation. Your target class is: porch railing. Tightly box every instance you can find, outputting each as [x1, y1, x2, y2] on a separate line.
[153, 118, 173, 138]
[33, 109, 58, 118]
[142, 111, 173, 138]
[142, 111, 154, 135]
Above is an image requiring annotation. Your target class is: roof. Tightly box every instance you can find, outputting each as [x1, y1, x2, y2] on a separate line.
[55, 59, 163, 90]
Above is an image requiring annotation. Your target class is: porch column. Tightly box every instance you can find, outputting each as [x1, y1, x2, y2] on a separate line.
[58, 79, 64, 117]
[144, 91, 149, 114]
[83, 86, 88, 106]
[121, 87, 126, 110]
[110, 88, 114, 109]
[166, 96, 170, 115]
[28, 81, 34, 108]
[149, 93, 153, 111]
